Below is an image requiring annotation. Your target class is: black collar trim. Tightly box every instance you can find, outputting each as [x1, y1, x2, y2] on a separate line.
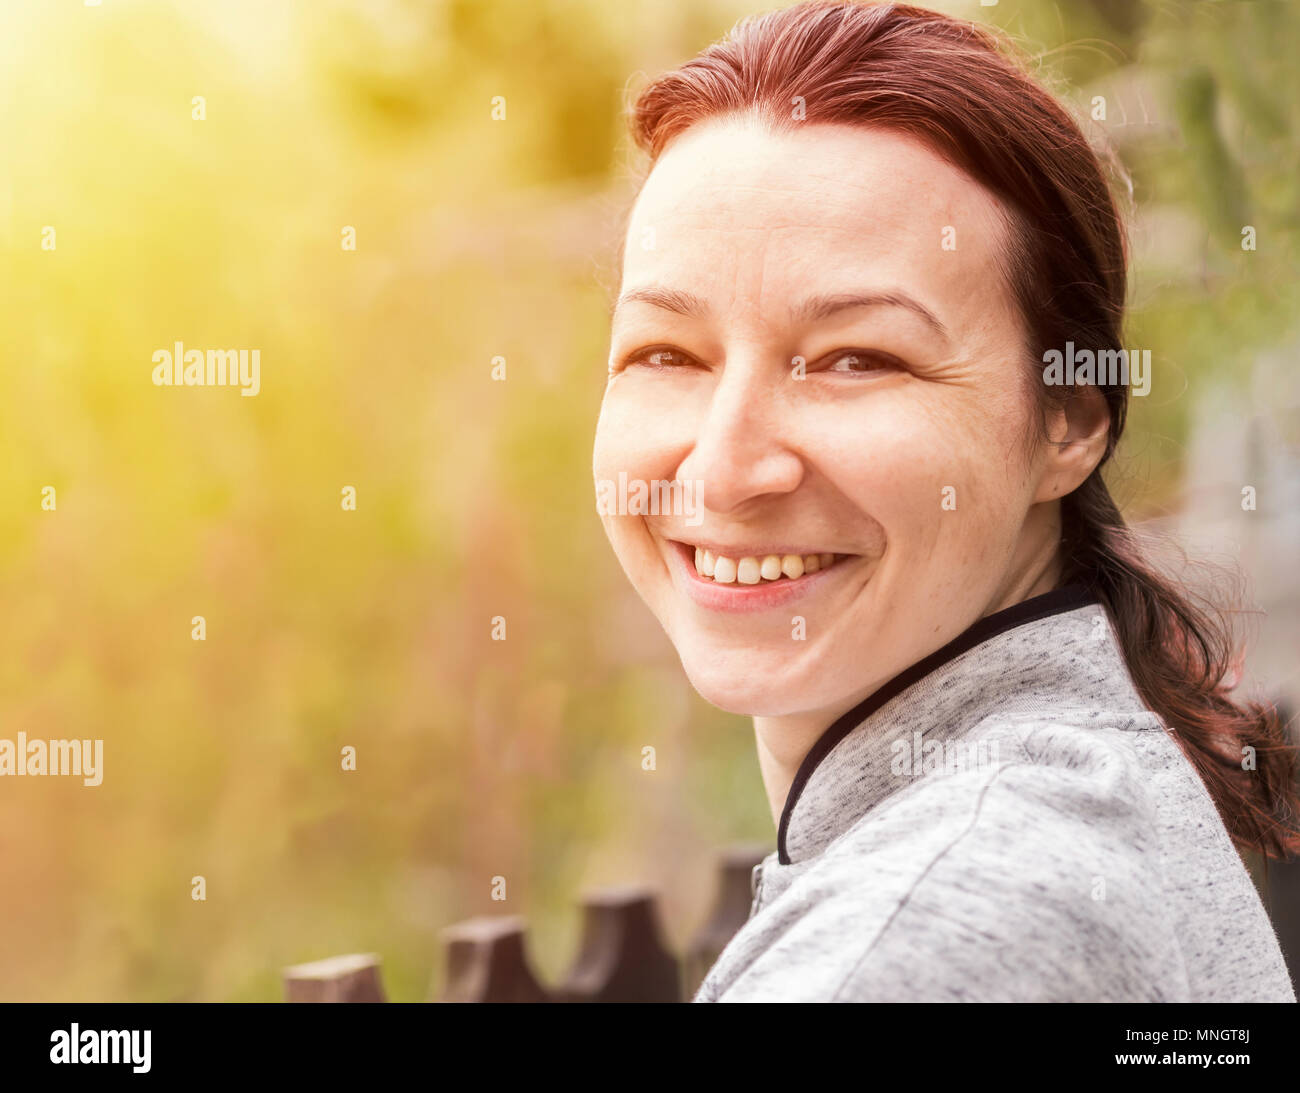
[775, 583, 1102, 865]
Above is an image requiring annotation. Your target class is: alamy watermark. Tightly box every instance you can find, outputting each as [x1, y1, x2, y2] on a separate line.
[0, 733, 103, 786]
[595, 472, 704, 526]
[1042, 341, 1151, 397]
[50, 1024, 150, 1073]
[890, 731, 1000, 777]
[152, 341, 260, 396]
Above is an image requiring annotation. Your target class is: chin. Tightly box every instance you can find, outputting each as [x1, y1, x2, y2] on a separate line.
[675, 653, 820, 719]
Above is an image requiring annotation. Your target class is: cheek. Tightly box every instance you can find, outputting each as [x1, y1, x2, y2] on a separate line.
[592, 380, 686, 563]
[594, 375, 708, 499]
[811, 391, 1029, 557]
[591, 394, 623, 481]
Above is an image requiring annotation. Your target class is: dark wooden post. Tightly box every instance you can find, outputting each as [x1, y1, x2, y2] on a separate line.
[1266, 699, 1300, 987]
[554, 886, 680, 1003]
[437, 916, 550, 1003]
[283, 953, 386, 1002]
[684, 842, 771, 999]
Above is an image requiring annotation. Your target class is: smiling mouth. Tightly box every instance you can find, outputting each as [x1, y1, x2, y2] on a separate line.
[677, 541, 847, 585]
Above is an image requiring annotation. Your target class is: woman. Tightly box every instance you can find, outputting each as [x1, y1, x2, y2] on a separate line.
[593, 0, 1298, 1001]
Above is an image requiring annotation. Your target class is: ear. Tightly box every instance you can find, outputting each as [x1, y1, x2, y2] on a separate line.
[1032, 387, 1111, 503]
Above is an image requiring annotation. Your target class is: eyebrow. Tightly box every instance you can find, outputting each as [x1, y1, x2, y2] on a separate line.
[613, 286, 950, 341]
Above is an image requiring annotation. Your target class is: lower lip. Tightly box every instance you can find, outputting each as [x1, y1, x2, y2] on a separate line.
[665, 540, 854, 614]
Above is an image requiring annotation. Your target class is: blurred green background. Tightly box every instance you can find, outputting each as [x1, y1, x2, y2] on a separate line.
[1, 0, 1296, 1001]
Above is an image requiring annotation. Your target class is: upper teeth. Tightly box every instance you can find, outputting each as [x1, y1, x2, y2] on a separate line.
[693, 548, 838, 584]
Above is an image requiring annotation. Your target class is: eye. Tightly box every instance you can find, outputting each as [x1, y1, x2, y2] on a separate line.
[620, 345, 699, 371]
[823, 349, 906, 375]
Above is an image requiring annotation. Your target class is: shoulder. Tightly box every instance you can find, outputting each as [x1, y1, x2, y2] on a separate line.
[962, 708, 1169, 822]
[790, 718, 1185, 1000]
[869, 710, 1169, 868]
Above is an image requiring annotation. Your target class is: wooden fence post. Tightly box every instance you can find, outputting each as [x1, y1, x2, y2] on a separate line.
[554, 885, 679, 1003]
[684, 842, 771, 998]
[281, 844, 775, 1002]
[1267, 699, 1300, 987]
[283, 953, 386, 1002]
[437, 916, 550, 1003]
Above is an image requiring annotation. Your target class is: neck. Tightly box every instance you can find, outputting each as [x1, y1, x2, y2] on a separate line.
[752, 519, 1064, 829]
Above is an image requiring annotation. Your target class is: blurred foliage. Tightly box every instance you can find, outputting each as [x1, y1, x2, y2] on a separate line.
[0, 0, 1295, 1000]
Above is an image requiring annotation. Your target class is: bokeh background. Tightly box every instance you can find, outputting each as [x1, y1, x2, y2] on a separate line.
[1, 0, 1297, 1001]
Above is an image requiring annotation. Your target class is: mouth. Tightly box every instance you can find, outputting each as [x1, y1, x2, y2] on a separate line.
[685, 543, 846, 584]
[664, 537, 855, 613]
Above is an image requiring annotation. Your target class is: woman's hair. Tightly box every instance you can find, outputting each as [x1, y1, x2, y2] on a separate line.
[624, 0, 1300, 859]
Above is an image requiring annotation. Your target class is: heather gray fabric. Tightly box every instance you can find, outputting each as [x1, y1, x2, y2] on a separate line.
[694, 596, 1296, 1002]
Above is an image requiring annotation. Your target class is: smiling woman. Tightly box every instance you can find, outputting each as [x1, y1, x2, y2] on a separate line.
[592, 0, 1299, 1003]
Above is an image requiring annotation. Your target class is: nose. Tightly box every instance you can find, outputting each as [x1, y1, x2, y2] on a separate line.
[676, 355, 804, 516]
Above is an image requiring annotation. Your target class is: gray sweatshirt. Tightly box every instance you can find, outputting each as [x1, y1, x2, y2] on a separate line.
[694, 585, 1297, 1002]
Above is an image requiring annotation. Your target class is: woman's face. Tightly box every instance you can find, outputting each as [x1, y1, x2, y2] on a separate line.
[593, 117, 1063, 722]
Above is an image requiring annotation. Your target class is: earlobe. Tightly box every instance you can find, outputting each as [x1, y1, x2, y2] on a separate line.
[1033, 390, 1110, 503]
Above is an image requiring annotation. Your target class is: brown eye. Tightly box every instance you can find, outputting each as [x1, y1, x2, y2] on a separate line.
[627, 346, 696, 370]
[826, 350, 903, 374]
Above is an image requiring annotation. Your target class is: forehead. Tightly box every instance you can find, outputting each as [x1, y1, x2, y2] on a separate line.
[621, 117, 1014, 324]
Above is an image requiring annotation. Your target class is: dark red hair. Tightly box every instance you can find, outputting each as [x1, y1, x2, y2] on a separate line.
[625, 0, 1300, 859]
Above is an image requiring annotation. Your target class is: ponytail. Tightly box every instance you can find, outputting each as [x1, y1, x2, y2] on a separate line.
[1061, 474, 1300, 860]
